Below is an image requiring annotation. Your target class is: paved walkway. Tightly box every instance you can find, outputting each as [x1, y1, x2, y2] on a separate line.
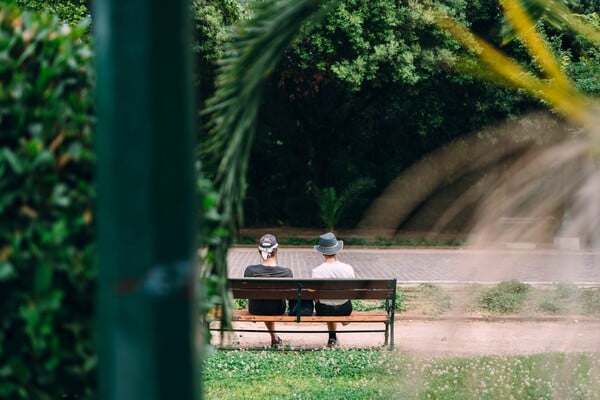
[228, 246, 600, 285]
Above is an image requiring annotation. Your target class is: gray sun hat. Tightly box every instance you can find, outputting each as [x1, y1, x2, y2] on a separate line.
[314, 232, 343, 255]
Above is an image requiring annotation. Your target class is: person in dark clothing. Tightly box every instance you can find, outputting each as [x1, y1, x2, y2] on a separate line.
[243, 233, 291, 348]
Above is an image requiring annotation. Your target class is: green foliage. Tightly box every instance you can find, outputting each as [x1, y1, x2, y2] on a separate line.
[537, 282, 579, 314]
[234, 298, 248, 309]
[199, 0, 339, 341]
[191, 0, 248, 111]
[204, 349, 400, 399]
[579, 288, 600, 315]
[349, 291, 406, 312]
[235, 234, 465, 247]
[237, 0, 542, 229]
[16, 0, 90, 25]
[478, 280, 532, 314]
[554, 282, 578, 298]
[287, 0, 468, 92]
[201, 0, 332, 230]
[538, 296, 564, 314]
[309, 177, 375, 231]
[0, 5, 95, 398]
[204, 350, 600, 400]
[395, 289, 407, 311]
[196, 176, 236, 345]
[413, 283, 453, 315]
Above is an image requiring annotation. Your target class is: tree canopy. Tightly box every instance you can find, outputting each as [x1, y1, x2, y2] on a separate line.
[195, 0, 600, 232]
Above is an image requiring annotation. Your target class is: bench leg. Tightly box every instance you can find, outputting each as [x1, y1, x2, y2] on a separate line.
[384, 322, 389, 347]
[389, 320, 394, 350]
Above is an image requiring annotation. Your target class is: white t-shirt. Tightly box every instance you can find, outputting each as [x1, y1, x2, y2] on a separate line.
[311, 260, 355, 305]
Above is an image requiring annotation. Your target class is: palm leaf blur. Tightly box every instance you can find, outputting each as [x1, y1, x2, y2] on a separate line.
[432, 1, 591, 124]
[424, 0, 600, 245]
[202, 0, 332, 229]
[200, 0, 339, 333]
[361, 0, 600, 247]
[503, 0, 600, 46]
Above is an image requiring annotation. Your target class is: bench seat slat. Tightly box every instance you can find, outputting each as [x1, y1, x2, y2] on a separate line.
[231, 310, 390, 323]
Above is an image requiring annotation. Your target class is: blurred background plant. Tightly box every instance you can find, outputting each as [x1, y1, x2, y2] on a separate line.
[477, 280, 532, 314]
[15, 0, 89, 25]
[0, 4, 95, 398]
[309, 177, 375, 231]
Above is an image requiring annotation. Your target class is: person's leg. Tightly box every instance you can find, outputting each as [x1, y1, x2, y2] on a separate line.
[249, 300, 284, 347]
[264, 321, 277, 341]
[326, 322, 338, 347]
[316, 302, 344, 347]
[264, 322, 282, 348]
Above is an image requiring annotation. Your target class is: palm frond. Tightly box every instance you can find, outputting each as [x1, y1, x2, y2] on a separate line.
[503, 0, 600, 47]
[432, 5, 589, 124]
[199, 0, 340, 334]
[202, 0, 335, 230]
[500, 0, 571, 90]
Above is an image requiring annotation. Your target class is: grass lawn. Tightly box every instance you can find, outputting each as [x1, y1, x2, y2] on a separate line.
[202, 349, 600, 399]
[205, 279, 600, 399]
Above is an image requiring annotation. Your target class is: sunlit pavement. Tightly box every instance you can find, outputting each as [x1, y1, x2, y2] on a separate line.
[227, 246, 600, 285]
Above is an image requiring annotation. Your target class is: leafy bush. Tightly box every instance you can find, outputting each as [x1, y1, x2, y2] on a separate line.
[478, 280, 532, 314]
[537, 283, 579, 314]
[0, 5, 95, 399]
[537, 297, 564, 314]
[16, 0, 89, 25]
[309, 178, 375, 231]
[234, 298, 248, 309]
[579, 288, 600, 315]
[409, 283, 453, 316]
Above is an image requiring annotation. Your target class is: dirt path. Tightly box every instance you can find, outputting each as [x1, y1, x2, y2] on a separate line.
[392, 319, 600, 357]
[211, 319, 600, 357]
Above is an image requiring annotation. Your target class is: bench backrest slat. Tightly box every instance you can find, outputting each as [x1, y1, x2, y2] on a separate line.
[228, 278, 396, 300]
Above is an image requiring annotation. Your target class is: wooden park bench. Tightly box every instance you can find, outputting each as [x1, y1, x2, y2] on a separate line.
[208, 277, 397, 349]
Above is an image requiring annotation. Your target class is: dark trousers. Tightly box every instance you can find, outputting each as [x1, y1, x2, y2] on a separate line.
[248, 299, 285, 315]
[315, 300, 352, 316]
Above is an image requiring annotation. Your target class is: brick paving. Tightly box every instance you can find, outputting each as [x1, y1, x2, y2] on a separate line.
[228, 246, 600, 285]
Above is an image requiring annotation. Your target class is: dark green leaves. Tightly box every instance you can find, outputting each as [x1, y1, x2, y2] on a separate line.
[0, 4, 95, 398]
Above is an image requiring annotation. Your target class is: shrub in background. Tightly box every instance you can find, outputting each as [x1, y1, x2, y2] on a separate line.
[478, 280, 532, 314]
[580, 288, 600, 315]
[0, 5, 95, 399]
[16, 0, 89, 25]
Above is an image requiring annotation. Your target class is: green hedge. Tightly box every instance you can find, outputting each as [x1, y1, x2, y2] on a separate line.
[0, 5, 95, 399]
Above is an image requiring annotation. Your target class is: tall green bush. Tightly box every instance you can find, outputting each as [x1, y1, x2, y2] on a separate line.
[0, 5, 95, 399]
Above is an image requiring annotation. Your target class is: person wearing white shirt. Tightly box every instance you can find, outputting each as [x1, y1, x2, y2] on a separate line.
[311, 232, 355, 347]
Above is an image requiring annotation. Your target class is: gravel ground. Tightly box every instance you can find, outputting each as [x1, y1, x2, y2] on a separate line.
[209, 317, 600, 357]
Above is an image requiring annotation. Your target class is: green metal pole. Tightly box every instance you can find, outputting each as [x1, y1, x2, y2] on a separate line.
[94, 0, 197, 399]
